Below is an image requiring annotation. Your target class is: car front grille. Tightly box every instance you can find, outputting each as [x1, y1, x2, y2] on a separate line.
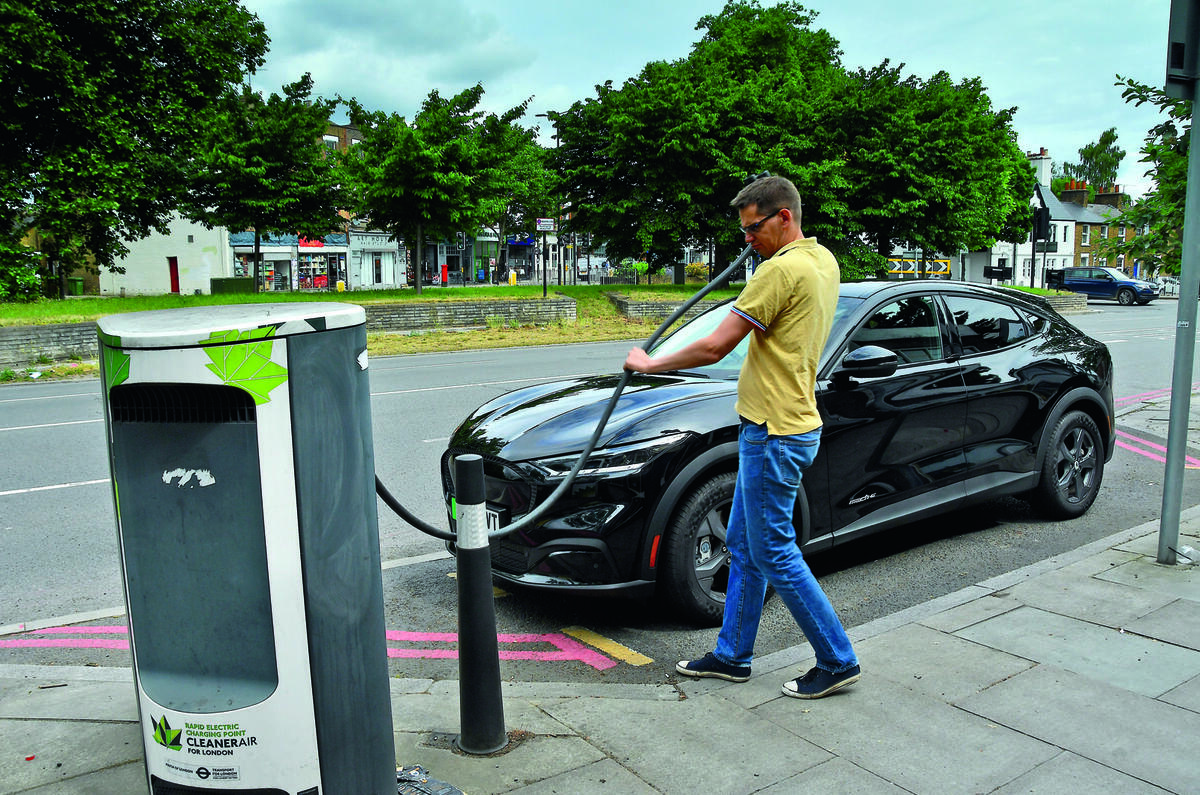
[442, 449, 543, 519]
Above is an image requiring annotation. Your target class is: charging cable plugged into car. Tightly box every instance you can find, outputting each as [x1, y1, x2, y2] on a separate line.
[373, 171, 769, 756]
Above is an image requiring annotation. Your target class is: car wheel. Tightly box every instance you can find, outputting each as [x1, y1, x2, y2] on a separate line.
[1117, 288, 1136, 306]
[1032, 410, 1104, 519]
[660, 472, 736, 626]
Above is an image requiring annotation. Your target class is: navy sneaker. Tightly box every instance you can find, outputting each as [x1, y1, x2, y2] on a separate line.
[675, 652, 751, 683]
[781, 665, 861, 699]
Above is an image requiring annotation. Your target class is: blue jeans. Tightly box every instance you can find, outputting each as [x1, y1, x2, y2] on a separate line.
[713, 421, 858, 674]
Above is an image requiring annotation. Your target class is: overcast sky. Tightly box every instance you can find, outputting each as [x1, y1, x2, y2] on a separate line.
[243, 0, 1173, 198]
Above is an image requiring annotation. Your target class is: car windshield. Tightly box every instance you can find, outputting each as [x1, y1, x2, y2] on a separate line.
[650, 294, 863, 378]
[1099, 267, 1130, 280]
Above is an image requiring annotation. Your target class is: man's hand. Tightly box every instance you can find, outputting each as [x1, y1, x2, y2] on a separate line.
[624, 348, 654, 373]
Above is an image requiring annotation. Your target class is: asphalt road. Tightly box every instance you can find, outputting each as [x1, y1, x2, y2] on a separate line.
[2, 297, 1198, 683]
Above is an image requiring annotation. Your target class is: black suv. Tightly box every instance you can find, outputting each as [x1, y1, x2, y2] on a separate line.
[443, 280, 1115, 624]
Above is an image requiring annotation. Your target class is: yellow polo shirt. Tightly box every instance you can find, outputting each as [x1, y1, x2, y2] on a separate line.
[731, 237, 839, 436]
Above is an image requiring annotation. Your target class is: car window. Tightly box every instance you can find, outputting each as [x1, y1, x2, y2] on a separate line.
[847, 296, 942, 364]
[651, 295, 864, 377]
[943, 296, 1030, 355]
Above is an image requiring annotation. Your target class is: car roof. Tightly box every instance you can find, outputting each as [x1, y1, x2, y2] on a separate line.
[837, 278, 1059, 318]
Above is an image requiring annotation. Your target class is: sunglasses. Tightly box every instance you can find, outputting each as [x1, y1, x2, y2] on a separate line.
[740, 208, 780, 235]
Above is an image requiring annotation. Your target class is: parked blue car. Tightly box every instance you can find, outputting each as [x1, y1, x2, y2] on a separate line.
[1051, 266, 1159, 305]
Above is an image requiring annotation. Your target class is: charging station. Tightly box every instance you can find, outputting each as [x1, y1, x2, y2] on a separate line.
[97, 303, 395, 794]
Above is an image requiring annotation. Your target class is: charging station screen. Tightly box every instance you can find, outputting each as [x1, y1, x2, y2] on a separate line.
[110, 383, 279, 712]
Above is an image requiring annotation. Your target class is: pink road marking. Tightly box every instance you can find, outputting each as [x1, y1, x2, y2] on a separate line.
[1114, 383, 1200, 406]
[0, 638, 129, 649]
[2, 625, 617, 669]
[1116, 439, 1167, 464]
[1115, 429, 1200, 467]
[385, 630, 617, 670]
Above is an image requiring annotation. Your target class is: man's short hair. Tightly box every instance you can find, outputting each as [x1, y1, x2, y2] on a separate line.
[730, 175, 802, 220]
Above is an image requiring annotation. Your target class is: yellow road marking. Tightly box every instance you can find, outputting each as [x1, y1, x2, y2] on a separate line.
[562, 626, 654, 666]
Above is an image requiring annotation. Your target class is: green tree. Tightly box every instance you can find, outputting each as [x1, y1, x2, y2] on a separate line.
[182, 74, 345, 290]
[1096, 77, 1190, 274]
[552, 1, 847, 271]
[1062, 127, 1126, 189]
[343, 85, 529, 294]
[474, 122, 554, 280]
[832, 62, 1034, 265]
[551, 0, 1031, 278]
[0, 0, 267, 290]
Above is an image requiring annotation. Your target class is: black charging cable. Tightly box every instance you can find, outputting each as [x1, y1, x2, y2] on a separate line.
[376, 172, 770, 541]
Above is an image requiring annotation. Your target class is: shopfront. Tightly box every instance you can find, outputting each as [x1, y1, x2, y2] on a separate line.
[349, 231, 406, 290]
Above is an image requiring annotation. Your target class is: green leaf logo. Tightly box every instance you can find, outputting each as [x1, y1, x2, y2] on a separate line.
[151, 715, 183, 751]
[103, 346, 131, 392]
[202, 327, 288, 405]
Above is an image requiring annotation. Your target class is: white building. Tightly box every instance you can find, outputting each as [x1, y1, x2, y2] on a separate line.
[102, 215, 236, 296]
[963, 148, 1076, 288]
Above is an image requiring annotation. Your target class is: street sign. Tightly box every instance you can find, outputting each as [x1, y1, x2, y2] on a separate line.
[536, 218, 556, 232]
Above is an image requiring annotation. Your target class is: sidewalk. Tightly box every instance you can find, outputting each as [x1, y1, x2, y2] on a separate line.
[3, 514, 1198, 794]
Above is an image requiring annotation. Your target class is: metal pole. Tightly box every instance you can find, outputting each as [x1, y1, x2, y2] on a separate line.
[453, 454, 507, 754]
[1158, 96, 1200, 565]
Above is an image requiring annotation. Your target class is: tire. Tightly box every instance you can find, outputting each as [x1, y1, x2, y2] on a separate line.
[660, 472, 736, 626]
[1032, 410, 1104, 519]
[1117, 289, 1136, 306]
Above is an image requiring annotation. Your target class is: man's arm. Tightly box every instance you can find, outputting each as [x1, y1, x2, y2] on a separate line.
[624, 310, 755, 374]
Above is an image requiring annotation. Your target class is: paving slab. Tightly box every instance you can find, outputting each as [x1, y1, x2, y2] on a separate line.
[1095, 555, 1200, 601]
[507, 758, 657, 794]
[0, 718, 142, 793]
[19, 762, 150, 795]
[999, 558, 1177, 627]
[392, 731, 605, 795]
[540, 691, 831, 793]
[0, 679, 138, 722]
[960, 664, 1200, 794]
[991, 750, 1173, 794]
[856, 623, 1033, 703]
[918, 591, 1023, 633]
[753, 675, 1057, 795]
[1159, 673, 1200, 713]
[1125, 598, 1200, 651]
[753, 757, 909, 794]
[954, 605, 1200, 697]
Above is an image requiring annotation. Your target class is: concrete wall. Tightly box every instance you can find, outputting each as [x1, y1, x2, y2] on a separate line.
[0, 298, 578, 368]
[605, 293, 727, 322]
[0, 322, 99, 369]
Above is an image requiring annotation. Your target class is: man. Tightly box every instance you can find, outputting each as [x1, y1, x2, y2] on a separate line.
[623, 175, 859, 699]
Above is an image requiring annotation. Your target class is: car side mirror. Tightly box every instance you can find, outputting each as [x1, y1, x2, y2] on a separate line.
[832, 345, 899, 383]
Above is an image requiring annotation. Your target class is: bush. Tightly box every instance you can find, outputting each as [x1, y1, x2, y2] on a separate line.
[835, 244, 890, 280]
[0, 241, 43, 302]
[685, 261, 708, 280]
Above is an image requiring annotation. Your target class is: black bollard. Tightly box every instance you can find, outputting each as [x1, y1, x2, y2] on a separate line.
[453, 454, 507, 755]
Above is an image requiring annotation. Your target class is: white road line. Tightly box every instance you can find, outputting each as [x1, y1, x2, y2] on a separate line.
[0, 391, 97, 404]
[0, 552, 452, 636]
[0, 478, 111, 497]
[0, 419, 103, 432]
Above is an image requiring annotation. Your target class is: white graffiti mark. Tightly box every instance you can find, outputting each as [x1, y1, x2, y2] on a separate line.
[162, 469, 216, 488]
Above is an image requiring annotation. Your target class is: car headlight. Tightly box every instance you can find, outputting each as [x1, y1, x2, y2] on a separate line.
[530, 432, 692, 479]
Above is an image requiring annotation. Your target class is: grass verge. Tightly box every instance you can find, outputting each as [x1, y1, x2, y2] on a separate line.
[0, 283, 742, 383]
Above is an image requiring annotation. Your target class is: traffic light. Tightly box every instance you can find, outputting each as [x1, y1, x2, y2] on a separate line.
[456, 231, 466, 251]
[1033, 207, 1050, 240]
